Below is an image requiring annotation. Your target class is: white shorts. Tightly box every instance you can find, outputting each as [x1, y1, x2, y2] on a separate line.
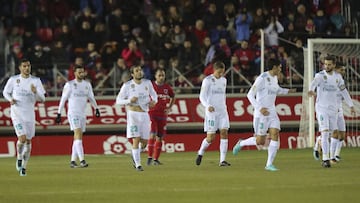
[336, 113, 346, 132]
[253, 114, 280, 136]
[203, 110, 229, 133]
[316, 109, 337, 132]
[68, 114, 86, 132]
[127, 111, 150, 139]
[12, 119, 35, 140]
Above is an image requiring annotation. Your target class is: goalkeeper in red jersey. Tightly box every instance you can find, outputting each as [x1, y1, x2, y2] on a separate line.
[147, 69, 175, 165]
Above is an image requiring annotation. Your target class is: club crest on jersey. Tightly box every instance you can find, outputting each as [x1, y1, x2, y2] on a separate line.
[323, 76, 327, 80]
[164, 89, 168, 94]
[16, 79, 20, 84]
[211, 78, 215, 83]
[145, 87, 148, 91]
[267, 77, 270, 82]
[131, 84, 135, 89]
[74, 83, 77, 89]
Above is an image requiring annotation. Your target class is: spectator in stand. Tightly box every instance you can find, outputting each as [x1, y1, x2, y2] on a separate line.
[114, 22, 134, 52]
[251, 7, 267, 31]
[107, 7, 125, 41]
[27, 41, 53, 82]
[121, 39, 144, 68]
[223, 2, 237, 41]
[7, 43, 25, 73]
[157, 40, 178, 63]
[214, 37, 232, 66]
[110, 57, 130, 89]
[82, 42, 101, 68]
[200, 36, 215, 66]
[202, 3, 223, 31]
[7, 26, 23, 48]
[167, 5, 183, 28]
[100, 42, 117, 70]
[233, 40, 256, 80]
[51, 40, 70, 70]
[48, 0, 71, 27]
[168, 24, 186, 49]
[264, 15, 284, 49]
[313, 9, 329, 34]
[177, 39, 201, 78]
[288, 38, 304, 74]
[54, 24, 73, 51]
[148, 8, 166, 34]
[235, 8, 253, 42]
[80, 0, 103, 19]
[294, 4, 308, 34]
[93, 21, 108, 49]
[192, 19, 208, 47]
[150, 23, 170, 59]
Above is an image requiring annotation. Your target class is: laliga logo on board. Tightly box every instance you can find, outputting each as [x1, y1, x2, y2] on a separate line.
[103, 135, 132, 154]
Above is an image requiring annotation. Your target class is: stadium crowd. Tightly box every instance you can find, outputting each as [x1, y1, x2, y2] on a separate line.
[0, 0, 357, 95]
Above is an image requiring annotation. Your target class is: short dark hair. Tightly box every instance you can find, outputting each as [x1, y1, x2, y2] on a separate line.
[324, 55, 336, 63]
[19, 58, 30, 65]
[73, 64, 84, 72]
[267, 58, 281, 70]
[213, 61, 225, 70]
[130, 65, 142, 74]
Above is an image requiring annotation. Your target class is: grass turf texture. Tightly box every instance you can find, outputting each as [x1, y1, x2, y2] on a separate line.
[1, 148, 359, 203]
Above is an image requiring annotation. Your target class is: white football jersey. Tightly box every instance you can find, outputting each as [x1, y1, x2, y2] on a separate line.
[3, 74, 46, 122]
[116, 79, 158, 112]
[199, 74, 227, 112]
[57, 79, 98, 117]
[309, 70, 351, 113]
[247, 71, 289, 117]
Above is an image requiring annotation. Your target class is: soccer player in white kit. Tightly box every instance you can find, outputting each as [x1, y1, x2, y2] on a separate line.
[195, 61, 231, 167]
[116, 65, 158, 171]
[55, 65, 100, 168]
[232, 58, 296, 171]
[312, 62, 356, 163]
[308, 55, 354, 168]
[3, 58, 46, 176]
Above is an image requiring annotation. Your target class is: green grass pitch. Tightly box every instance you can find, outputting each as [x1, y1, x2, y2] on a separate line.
[1, 148, 359, 203]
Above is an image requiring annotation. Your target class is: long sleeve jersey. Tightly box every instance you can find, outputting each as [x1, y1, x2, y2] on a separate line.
[3, 74, 46, 122]
[116, 79, 158, 112]
[309, 70, 353, 114]
[199, 74, 227, 112]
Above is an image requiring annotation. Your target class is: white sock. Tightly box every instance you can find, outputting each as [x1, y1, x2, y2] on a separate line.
[330, 138, 338, 159]
[16, 140, 25, 160]
[219, 139, 228, 163]
[335, 140, 343, 157]
[266, 140, 278, 167]
[321, 132, 330, 161]
[314, 136, 321, 151]
[74, 140, 85, 161]
[240, 137, 256, 147]
[198, 138, 210, 156]
[71, 140, 78, 162]
[132, 148, 141, 167]
[22, 143, 32, 169]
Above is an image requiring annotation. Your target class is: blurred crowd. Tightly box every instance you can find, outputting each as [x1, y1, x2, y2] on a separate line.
[0, 0, 357, 95]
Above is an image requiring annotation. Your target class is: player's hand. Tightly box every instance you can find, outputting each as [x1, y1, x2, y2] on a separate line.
[260, 107, 269, 116]
[308, 91, 316, 97]
[350, 106, 356, 117]
[288, 88, 297, 93]
[95, 108, 100, 117]
[10, 99, 16, 105]
[130, 97, 138, 103]
[31, 84, 37, 94]
[208, 106, 215, 112]
[149, 101, 156, 108]
[55, 113, 61, 124]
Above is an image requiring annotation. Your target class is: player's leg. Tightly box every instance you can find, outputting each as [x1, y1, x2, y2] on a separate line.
[316, 111, 331, 167]
[13, 121, 25, 171]
[218, 112, 230, 166]
[147, 116, 157, 164]
[233, 117, 264, 155]
[264, 117, 280, 171]
[330, 130, 339, 163]
[313, 135, 321, 160]
[335, 114, 346, 161]
[153, 119, 166, 165]
[196, 112, 216, 165]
